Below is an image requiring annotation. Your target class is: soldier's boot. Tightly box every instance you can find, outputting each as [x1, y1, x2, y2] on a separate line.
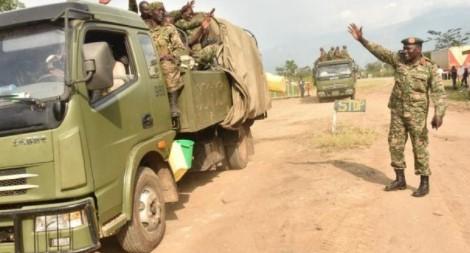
[168, 91, 180, 118]
[412, 176, 429, 197]
[384, 169, 407, 191]
[168, 91, 181, 129]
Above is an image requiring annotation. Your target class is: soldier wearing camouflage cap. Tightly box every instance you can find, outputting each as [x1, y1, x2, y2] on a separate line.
[175, 4, 219, 69]
[348, 23, 447, 197]
[149, 1, 189, 118]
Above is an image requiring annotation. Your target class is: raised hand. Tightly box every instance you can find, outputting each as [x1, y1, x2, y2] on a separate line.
[348, 23, 363, 41]
[202, 8, 215, 30]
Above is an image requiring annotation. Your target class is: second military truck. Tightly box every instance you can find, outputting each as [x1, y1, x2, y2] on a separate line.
[314, 59, 357, 101]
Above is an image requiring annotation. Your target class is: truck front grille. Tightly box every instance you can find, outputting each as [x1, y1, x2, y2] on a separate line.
[0, 168, 38, 197]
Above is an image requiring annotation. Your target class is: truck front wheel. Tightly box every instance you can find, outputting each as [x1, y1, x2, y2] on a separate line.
[117, 167, 166, 253]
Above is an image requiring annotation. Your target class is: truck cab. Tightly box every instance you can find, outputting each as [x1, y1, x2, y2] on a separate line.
[314, 59, 357, 101]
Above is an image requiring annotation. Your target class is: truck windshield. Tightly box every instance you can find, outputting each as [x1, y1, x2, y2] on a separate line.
[0, 23, 65, 102]
[316, 63, 352, 79]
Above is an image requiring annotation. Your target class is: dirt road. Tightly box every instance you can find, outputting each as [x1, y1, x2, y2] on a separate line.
[101, 78, 470, 253]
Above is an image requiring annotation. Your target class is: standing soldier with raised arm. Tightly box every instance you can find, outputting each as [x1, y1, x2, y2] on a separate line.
[348, 23, 447, 197]
[176, 4, 219, 69]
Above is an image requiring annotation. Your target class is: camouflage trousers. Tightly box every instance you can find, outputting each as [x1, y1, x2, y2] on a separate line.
[192, 43, 220, 69]
[160, 60, 183, 93]
[388, 109, 430, 175]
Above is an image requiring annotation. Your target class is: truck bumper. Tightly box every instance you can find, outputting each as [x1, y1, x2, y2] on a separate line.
[0, 198, 100, 253]
[317, 88, 354, 98]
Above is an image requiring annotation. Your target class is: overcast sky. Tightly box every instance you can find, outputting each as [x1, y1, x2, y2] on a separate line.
[22, 0, 470, 70]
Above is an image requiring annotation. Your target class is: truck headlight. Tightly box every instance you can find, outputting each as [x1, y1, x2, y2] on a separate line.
[346, 89, 353, 94]
[35, 210, 88, 232]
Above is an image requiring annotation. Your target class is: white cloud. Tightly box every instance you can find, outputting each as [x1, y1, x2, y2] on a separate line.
[340, 9, 353, 19]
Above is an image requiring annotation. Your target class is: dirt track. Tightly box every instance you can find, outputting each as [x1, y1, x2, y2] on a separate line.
[101, 78, 470, 253]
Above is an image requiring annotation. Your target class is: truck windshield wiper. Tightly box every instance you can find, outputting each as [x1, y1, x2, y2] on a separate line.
[0, 93, 46, 108]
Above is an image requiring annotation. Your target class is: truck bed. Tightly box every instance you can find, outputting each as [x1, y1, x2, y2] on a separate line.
[178, 70, 233, 133]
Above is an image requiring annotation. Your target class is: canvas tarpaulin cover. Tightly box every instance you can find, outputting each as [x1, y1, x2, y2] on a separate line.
[215, 19, 271, 129]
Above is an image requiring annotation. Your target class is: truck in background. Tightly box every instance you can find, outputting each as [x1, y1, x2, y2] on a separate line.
[0, 1, 269, 252]
[313, 59, 358, 102]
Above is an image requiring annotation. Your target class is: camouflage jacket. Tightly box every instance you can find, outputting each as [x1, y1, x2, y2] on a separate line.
[175, 13, 205, 31]
[363, 41, 447, 118]
[175, 13, 206, 48]
[151, 24, 188, 61]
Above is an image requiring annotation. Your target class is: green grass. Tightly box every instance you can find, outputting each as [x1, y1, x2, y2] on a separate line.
[443, 80, 470, 102]
[356, 77, 394, 92]
[313, 125, 378, 153]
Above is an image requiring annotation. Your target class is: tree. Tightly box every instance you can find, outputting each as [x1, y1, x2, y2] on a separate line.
[275, 60, 298, 81]
[365, 61, 394, 77]
[427, 28, 470, 50]
[0, 0, 24, 12]
[295, 66, 312, 81]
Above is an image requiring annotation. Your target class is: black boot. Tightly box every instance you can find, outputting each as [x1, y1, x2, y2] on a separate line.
[412, 176, 429, 197]
[168, 91, 180, 118]
[384, 169, 407, 191]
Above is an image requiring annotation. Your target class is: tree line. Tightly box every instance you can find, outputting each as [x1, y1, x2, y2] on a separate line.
[275, 60, 312, 82]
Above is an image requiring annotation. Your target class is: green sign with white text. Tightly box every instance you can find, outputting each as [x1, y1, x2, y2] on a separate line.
[334, 99, 366, 112]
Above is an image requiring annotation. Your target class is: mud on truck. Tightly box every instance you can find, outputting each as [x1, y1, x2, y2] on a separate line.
[0, 1, 270, 252]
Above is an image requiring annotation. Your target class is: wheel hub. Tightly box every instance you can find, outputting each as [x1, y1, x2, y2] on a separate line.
[139, 187, 162, 232]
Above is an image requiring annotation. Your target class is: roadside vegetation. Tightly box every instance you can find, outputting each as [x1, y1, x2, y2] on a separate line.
[443, 80, 470, 102]
[313, 125, 378, 153]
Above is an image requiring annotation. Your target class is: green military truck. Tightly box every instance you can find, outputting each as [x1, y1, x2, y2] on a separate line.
[313, 59, 357, 101]
[0, 1, 269, 252]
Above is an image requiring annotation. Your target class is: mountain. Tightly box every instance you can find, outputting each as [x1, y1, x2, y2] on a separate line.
[261, 5, 470, 72]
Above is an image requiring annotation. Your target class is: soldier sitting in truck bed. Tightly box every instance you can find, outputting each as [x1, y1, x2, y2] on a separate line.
[314, 47, 327, 66]
[175, 3, 220, 69]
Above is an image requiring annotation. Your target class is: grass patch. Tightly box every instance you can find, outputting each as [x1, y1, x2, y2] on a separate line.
[313, 125, 378, 153]
[356, 77, 394, 92]
[443, 80, 470, 102]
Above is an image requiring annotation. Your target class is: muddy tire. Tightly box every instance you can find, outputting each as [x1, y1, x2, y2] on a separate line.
[225, 128, 249, 170]
[117, 167, 166, 253]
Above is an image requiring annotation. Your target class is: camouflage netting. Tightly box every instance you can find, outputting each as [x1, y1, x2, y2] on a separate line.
[215, 19, 271, 129]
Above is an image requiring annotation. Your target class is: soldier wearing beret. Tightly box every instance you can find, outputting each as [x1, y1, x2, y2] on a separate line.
[348, 23, 447, 197]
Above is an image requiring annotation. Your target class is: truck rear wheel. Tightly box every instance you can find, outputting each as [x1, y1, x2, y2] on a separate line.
[225, 127, 250, 170]
[117, 167, 166, 253]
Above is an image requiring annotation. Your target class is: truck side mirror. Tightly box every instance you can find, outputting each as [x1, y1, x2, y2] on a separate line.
[82, 42, 115, 91]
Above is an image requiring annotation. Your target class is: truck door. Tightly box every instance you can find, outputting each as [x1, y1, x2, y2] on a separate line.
[77, 26, 158, 223]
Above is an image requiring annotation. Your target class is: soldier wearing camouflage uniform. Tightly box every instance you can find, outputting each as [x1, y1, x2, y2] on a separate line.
[138, 1, 155, 29]
[314, 47, 327, 66]
[150, 2, 189, 118]
[333, 46, 341, 59]
[175, 5, 219, 69]
[340, 45, 351, 59]
[326, 47, 335, 60]
[349, 23, 447, 197]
